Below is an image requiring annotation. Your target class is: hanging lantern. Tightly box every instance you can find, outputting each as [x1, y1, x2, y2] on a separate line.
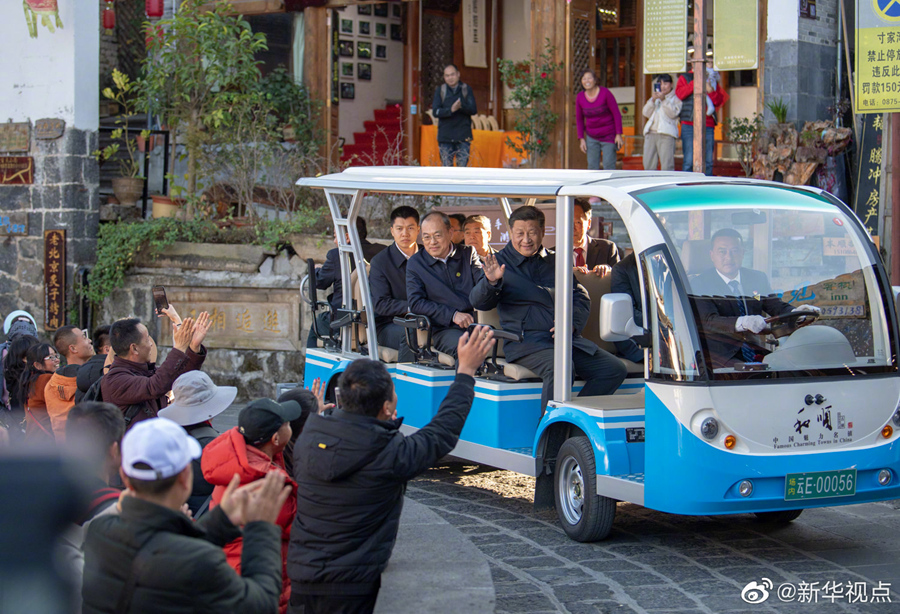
[146, 0, 164, 20]
[102, 2, 115, 34]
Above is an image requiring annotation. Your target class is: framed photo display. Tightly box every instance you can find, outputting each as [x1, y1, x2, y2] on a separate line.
[340, 19, 353, 34]
[339, 39, 354, 57]
[390, 23, 402, 41]
[357, 4, 371, 15]
[375, 44, 387, 61]
[357, 62, 372, 81]
[374, 3, 388, 17]
[341, 82, 355, 100]
[341, 62, 354, 79]
[375, 22, 387, 38]
[357, 41, 372, 59]
[358, 20, 371, 36]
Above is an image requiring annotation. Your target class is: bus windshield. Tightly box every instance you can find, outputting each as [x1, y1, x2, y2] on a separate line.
[637, 184, 896, 381]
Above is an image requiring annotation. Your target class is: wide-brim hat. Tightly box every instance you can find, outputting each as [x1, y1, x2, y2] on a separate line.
[159, 371, 237, 426]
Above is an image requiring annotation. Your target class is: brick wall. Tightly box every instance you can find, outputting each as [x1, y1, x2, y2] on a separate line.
[797, 0, 839, 48]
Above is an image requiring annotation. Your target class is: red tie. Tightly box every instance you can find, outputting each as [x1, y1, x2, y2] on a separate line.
[575, 248, 585, 267]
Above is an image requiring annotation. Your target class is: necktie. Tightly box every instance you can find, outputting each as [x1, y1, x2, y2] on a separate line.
[729, 280, 756, 363]
[575, 248, 585, 268]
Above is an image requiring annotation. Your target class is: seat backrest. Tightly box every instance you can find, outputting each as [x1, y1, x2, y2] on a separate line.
[575, 271, 616, 354]
[485, 115, 500, 131]
[681, 240, 711, 276]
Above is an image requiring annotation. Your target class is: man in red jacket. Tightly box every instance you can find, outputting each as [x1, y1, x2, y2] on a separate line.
[102, 311, 210, 429]
[202, 398, 302, 614]
[675, 59, 728, 175]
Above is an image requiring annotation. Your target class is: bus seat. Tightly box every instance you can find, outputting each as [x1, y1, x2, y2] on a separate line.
[575, 271, 644, 375]
[351, 267, 400, 363]
[681, 240, 712, 276]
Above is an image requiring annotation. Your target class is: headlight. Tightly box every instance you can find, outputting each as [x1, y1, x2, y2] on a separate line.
[892, 408, 900, 427]
[700, 417, 719, 440]
[878, 469, 892, 486]
[739, 480, 753, 497]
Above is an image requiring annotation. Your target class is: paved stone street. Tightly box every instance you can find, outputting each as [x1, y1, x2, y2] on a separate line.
[409, 464, 900, 614]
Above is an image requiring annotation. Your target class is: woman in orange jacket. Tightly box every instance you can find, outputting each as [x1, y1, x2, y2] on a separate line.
[20, 343, 59, 443]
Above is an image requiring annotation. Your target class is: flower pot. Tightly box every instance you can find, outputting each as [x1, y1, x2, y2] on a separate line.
[111, 177, 144, 207]
[151, 194, 181, 218]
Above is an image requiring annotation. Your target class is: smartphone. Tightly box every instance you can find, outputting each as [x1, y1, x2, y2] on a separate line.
[334, 387, 342, 410]
[654, 81, 661, 92]
[152, 285, 169, 315]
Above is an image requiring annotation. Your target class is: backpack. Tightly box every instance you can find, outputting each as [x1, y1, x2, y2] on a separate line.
[440, 82, 469, 105]
[81, 376, 153, 427]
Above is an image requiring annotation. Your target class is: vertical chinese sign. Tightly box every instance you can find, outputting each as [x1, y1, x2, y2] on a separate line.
[854, 114, 884, 236]
[642, 0, 687, 74]
[712, 0, 758, 71]
[855, 1, 900, 114]
[44, 230, 66, 330]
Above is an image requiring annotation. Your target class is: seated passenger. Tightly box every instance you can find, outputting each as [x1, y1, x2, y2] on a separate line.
[464, 214, 497, 258]
[470, 206, 627, 410]
[407, 212, 482, 358]
[307, 217, 384, 348]
[691, 228, 817, 368]
[610, 252, 644, 363]
[369, 206, 421, 362]
[574, 198, 620, 276]
[448, 213, 466, 246]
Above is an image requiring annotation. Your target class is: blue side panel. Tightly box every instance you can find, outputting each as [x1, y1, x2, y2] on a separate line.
[460, 385, 543, 448]
[393, 366, 456, 428]
[534, 407, 639, 476]
[644, 387, 900, 515]
[303, 352, 350, 391]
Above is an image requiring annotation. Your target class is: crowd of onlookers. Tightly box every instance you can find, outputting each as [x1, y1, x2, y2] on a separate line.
[0, 298, 496, 614]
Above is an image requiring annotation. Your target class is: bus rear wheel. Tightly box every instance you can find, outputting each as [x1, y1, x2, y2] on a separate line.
[755, 509, 803, 523]
[554, 436, 615, 542]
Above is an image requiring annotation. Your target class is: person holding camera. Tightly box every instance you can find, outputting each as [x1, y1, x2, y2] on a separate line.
[641, 74, 682, 172]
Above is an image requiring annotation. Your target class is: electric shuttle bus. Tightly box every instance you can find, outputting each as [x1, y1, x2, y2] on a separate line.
[299, 167, 900, 542]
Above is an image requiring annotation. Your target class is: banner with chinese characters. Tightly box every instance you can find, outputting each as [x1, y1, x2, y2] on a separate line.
[462, 0, 487, 68]
[855, 1, 900, 113]
[853, 113, 884, 235]
[44, 230, 66, 330]
[712, 0, 758, 70]
[643, 0, 686, 74]
[158, 289, 303, 351]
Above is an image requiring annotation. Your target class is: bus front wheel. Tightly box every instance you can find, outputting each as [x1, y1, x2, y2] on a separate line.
[554, 437, 616, 542]
[755, 509, 803, 523]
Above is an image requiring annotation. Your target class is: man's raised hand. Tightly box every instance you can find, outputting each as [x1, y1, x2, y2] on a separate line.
[173, 317, 194, 352]
[455, 325, 495, 377]
[483, 253, 505, 285]
[190, 311, 211, 353]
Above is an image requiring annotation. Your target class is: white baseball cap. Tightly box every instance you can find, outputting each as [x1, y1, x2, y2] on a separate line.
[121, 418, 202, 481]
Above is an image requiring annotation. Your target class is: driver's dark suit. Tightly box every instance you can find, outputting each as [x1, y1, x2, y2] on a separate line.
[690, 267, 793, 368]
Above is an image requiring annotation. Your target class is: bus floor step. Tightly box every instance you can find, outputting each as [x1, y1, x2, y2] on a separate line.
[610, 473, 645, 484]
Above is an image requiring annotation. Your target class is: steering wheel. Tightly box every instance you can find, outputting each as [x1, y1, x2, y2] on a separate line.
[764, 310, 820, 338]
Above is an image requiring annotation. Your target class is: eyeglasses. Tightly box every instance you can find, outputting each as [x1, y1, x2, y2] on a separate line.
[45, 354, 61, 362]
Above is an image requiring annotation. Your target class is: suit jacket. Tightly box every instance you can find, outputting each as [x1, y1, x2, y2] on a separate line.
[469, 244, 597, 363]
[370, 243, 415, 331]
[690, 267, 793, 364]
[407, 245, 483, 332]
[316, 241, 385, 315]
[610, 252, 641, 323]
[584, 236, 620, 270]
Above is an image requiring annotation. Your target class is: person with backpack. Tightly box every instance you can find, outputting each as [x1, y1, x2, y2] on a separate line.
[46, 326, 96, 441]
[102, 312, 210, 429]
[2, 334, 38, 438]
[432, 63, 477, 167]
[76, 325, 111, 403]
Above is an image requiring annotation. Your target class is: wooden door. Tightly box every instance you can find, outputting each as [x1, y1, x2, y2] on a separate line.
[567, 0, 596, 169]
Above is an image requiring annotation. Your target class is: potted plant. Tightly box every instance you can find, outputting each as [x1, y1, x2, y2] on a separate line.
[723, 113, 763, 178]
[259, 66, 319, 151]
[93, 69, 150, 207]
[138, 0, 267, 217]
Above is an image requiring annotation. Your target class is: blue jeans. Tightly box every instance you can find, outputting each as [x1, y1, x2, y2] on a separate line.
[585, 134, 617, 170]
[681, 123, 715, 175]
[439, 141, 471, 167]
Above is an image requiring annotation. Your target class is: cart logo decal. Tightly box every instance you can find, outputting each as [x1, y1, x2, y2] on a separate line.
[625, 427, 645, 443]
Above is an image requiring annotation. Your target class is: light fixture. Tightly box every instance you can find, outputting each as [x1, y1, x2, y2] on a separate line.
[878, 469, 892, 486]
[700, 417, 718, 440]
[739, 480, 753, 497]
[724, 435, 737, 449]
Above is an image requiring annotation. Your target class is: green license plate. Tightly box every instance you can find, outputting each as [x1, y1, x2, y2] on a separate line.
[785, 469, 857, 501]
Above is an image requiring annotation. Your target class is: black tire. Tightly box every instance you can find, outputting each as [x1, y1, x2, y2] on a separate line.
[755, 509, 803, 523]
[554, 436, 616, 542]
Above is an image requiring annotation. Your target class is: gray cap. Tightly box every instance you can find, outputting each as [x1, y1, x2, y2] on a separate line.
[7, 319, 38, 341]
[158, 371, 237, 426]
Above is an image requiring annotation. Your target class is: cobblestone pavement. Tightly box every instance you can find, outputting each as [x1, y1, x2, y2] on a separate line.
[409, 464, 900, 614]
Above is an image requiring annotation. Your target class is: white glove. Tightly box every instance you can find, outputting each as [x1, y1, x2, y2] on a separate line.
[735, 315, 767, 334]
[793, 304, 821, 314]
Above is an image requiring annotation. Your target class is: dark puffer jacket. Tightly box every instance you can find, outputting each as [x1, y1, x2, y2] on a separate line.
[82, 497, 282, 613]
[287, 373, 476, 595]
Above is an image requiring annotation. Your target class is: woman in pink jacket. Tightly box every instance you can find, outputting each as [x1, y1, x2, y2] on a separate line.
[576, 70, 624, 170]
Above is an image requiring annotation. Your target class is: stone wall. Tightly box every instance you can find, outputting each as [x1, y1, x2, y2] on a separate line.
[797, 0, 838, 47]
[0, 129, 100, 331]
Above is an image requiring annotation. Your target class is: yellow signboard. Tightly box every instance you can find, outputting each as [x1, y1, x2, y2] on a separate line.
[855, 1, 900, 113]
[643, 0, 686, 74]
[713, 0, 759, 70]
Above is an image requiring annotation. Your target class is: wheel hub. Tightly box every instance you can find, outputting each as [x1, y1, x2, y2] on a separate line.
[559, 456, 585, 525]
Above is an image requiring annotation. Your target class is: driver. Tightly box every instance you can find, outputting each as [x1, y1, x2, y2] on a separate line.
[691, 228, 817, 368]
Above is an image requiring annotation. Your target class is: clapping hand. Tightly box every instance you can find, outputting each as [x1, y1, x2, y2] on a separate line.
[173, 317, 194, 352]
[310, 378, 334, 415]
[483, 253, 506, 285]
[190, 311, 211, 353]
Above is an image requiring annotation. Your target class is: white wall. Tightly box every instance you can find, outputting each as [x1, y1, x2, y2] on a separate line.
[500, 0, 531, 109]
[334, 7, 404, 141]
[767, 0, 799, 41]
[0, 1, 98, 129]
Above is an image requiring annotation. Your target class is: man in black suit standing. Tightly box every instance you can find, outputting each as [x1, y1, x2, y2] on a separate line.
[691, 228, 817, 368]
[574, 198, 620, 276]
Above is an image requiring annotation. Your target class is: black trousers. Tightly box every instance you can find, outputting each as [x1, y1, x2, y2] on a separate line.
[512, 347, 628, 410]
[376, 323, 416, 363]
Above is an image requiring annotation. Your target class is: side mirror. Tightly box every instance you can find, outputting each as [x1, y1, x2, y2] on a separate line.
[600, 293, 646, 342]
